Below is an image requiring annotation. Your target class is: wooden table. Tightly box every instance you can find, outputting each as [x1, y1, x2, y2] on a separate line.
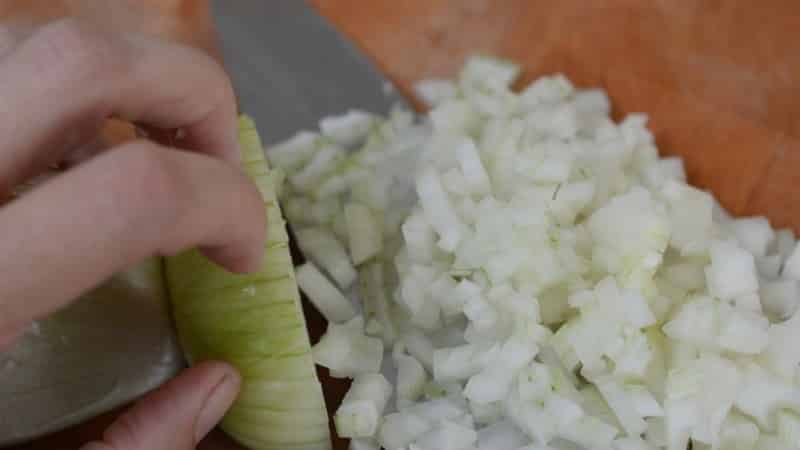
[4, 1, 800, 449]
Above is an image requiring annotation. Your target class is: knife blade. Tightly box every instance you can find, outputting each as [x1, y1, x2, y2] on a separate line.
[210, 0, 407, 145]
[0, 259, 182, 446]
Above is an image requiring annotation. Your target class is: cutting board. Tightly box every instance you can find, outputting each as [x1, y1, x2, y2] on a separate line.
[4, 1, 800, 449]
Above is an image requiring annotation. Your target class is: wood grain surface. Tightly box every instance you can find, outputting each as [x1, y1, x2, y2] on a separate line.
[3, 0, 800, 449]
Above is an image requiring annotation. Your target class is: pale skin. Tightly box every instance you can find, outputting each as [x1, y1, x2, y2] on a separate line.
[0, 19, 266, 450]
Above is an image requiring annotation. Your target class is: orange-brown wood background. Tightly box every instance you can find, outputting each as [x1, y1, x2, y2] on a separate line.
[3, 0, 800, 449]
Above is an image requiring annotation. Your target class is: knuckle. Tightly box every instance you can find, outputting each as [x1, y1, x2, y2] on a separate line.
[173, 48, 236, 121]
[109, 141, 183, 232]
[28, 19, 123, 84]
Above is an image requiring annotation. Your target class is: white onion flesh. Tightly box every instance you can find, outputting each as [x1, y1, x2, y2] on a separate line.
[269, 55, 800, 450]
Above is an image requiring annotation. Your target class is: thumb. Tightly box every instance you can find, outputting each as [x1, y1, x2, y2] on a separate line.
[81, 361, 241, 450]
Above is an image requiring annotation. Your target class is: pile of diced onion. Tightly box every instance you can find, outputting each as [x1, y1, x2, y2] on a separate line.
[267, 56, 800, 450]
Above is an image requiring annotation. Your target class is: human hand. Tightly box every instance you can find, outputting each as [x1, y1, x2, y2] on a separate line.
[0, 18, 266, 449]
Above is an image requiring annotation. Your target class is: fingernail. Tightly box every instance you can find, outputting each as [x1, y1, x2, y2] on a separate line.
[194, 370, 241, 444]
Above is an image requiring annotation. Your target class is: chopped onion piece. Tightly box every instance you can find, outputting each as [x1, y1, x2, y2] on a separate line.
[313, 316, 383, 378]
[295, 227, 357, 289]
[320, 110, 376, 148]
[296, 262, 357, 323]
[345, 202, 384, 265]
[335, 373, 392, 438]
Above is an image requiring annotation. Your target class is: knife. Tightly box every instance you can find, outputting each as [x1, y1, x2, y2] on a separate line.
[0, 0, 405, 445]
[211, 0, 408, 146]
[0, 259, 183, 446]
